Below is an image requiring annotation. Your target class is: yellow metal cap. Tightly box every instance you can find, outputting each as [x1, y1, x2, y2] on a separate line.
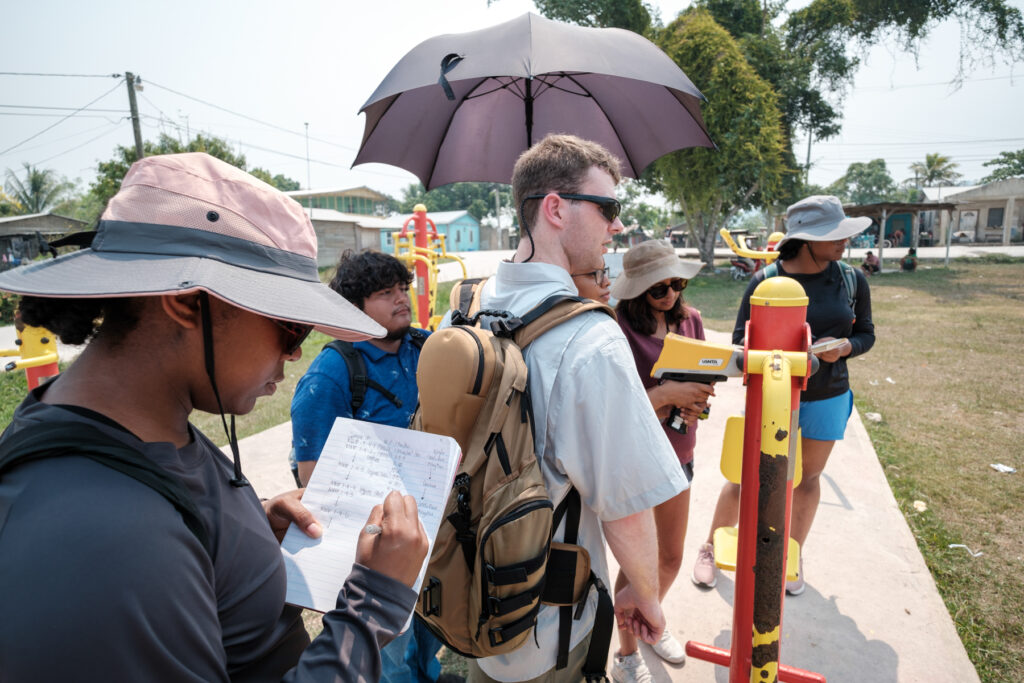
[750, 276, 808, 307]
[414, 203, 428, 213]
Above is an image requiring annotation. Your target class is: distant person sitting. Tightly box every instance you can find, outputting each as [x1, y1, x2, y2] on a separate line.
[862, 251, 880, 275]
[900, 248, 918, 272]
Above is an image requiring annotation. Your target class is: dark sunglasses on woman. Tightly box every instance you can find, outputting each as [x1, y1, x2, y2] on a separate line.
[646, 278, 687, 300]
[272, 319, 314, 355]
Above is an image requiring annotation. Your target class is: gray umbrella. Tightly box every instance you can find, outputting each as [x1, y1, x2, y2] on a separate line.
[353, 12, 714, 190]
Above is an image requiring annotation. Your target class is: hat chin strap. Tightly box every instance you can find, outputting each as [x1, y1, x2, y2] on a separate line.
[199, 292, 249, 488]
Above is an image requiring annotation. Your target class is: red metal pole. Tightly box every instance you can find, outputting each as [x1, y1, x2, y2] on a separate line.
[411, 206, 431, 329]
[731, 280, 809, 683]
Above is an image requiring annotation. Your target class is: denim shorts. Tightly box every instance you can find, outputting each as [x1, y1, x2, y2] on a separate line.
[799, 390, 854, 441]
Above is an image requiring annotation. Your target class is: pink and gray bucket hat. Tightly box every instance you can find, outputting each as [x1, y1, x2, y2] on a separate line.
[0, 153, 383, 341]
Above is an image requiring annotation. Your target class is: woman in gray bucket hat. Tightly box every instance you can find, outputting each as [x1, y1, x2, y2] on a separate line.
[607, 239, 713, 676]
[0, 153, 428, 681]
[691, 195, 875, 596]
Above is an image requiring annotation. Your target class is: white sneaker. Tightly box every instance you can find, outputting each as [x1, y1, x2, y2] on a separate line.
[651, 628, 687, 665]
[611, 651, 653, 683]
[691, 542, 717, 588]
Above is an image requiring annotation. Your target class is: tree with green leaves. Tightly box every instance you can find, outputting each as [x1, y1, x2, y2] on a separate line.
[907, 153, 962, 186]
[250, 168, 301, 192]
[982, 149, 1024, 183]
[646, 9, 788, 266]
[399, 182, 512, 223]
[0, 188, 20, 217]
[530, 0, 655, 34]
[828, 158, 915, 205]
[3, 163, 74, 215]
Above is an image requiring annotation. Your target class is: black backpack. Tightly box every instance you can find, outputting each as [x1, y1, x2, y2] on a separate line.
[0, 420, 212, 557]
[324, 328, 428, 412]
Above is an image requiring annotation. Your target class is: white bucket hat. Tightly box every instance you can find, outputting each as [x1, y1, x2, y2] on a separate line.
[0, 153, 383, 341]
[610, 239, 703, 300]
[777, 195, 871, 249]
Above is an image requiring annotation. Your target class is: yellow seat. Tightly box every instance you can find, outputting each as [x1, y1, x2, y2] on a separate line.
[713, 527, 801, 582]
[714, 415, 802, 581]
[720, 415, 802, 488]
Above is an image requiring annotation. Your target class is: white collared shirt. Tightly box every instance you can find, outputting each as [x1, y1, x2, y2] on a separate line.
[476, 261, 686, 681]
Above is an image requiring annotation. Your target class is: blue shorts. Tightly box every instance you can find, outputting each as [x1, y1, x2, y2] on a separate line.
[799, 390, 853, 441]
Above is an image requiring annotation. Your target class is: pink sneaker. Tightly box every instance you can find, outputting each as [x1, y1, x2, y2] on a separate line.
[691, 542, 717, 588]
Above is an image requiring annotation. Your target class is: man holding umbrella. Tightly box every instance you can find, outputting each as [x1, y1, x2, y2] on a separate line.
[467, 134, 687, 683]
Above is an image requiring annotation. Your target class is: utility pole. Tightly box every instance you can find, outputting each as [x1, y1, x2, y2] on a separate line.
[304, 122, 312, 190]
[493, 188, 502, 249]
[125, 72, 144, 161]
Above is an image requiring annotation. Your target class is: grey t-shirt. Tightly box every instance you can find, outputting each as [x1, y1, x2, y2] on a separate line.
[0, 389, 415, 682]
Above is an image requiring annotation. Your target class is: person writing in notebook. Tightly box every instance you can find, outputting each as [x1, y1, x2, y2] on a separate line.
[0, 154, 428, 682]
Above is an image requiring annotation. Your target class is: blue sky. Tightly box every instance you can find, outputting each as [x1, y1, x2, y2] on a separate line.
[2, 0, 1021, 202]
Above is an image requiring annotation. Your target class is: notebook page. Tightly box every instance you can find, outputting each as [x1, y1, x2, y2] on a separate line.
[281, 417, 460, 613]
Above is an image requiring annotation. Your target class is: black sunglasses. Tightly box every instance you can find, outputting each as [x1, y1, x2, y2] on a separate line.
[571, 266, 610, 286]
[646, 278, 687, 300]
[272, 319, 314, 355]
[523, 193, 622, 223]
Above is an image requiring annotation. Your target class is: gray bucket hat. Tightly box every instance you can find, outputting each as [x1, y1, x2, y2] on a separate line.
[777, 195, 871, 249]
[609, 239, 703, 300]
[0, 153, 383, 341]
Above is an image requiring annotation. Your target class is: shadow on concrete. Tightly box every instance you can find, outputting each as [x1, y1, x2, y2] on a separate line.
[684, 574, 900, 682]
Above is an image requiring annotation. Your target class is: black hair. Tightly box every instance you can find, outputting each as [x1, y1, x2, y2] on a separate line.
[615, 288, 688, 337]
[778, 238, 807, 262]
[18, 296, 141, 346]
[328, 249, 413, 310]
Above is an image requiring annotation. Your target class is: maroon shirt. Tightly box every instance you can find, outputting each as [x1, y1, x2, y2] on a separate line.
[617, 306, 706, 466]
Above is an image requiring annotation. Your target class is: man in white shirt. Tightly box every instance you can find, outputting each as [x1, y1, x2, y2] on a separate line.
[468, 135, 688, 683]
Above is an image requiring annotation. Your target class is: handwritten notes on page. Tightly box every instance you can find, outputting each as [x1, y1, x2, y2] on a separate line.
[281, 417, 461, 613]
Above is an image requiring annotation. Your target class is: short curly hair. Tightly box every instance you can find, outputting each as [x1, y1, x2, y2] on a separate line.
[328, 249, 412, 310]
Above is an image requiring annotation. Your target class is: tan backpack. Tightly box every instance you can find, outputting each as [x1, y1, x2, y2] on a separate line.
[413, 278, 615, 677]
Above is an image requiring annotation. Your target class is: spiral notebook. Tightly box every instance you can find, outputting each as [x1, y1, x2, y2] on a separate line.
[280, 417, 461, 613]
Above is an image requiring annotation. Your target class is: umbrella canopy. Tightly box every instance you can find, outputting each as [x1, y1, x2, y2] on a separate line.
[353, 12, 714, 190]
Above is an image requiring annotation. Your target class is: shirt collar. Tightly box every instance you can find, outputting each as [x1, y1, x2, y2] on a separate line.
[355, 332, 414, 360]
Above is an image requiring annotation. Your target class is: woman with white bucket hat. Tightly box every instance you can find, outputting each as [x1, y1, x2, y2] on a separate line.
[691, 195, 875, 596]
[608, 239, 711, 681]
[0, 153, 428, 681]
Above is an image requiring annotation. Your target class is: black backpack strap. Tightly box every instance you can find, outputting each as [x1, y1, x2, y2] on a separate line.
[0, 422, 212, 557]
[550, 488, 613, 678]
[325, 340, 404, 410]
[408, 327, 428, 350]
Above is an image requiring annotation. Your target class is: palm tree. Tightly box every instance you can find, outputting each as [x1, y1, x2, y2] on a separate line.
[3, 163, 73, 215]
[907, 153, 962, 187]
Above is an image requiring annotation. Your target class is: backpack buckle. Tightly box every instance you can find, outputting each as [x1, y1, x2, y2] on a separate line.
[422, 577, 442, 616]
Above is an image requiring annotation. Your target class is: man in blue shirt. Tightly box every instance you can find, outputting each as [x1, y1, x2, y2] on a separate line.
[290, 249, 440, 683]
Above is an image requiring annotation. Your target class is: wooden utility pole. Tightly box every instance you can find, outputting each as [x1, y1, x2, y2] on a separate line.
[125, 72, 144, 161]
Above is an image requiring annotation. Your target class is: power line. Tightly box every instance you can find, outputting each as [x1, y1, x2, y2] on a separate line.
[33, 122, 125, 166]
[0, 79, 125, 157]
[0, 104, 127, 113]
[854, 73, 1019, 92]
[144, 78, 357, 152]
[813, 137, 1024, 147]
[141, 114, 414, 181]
[0, 71, 121, 78]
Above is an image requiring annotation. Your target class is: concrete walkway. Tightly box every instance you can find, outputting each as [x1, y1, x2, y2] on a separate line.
[234, 326, 978, 683]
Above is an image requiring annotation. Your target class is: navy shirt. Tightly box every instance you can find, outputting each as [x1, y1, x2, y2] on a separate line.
[291, 331, 428, 462]
[732, 260, 874, 402]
